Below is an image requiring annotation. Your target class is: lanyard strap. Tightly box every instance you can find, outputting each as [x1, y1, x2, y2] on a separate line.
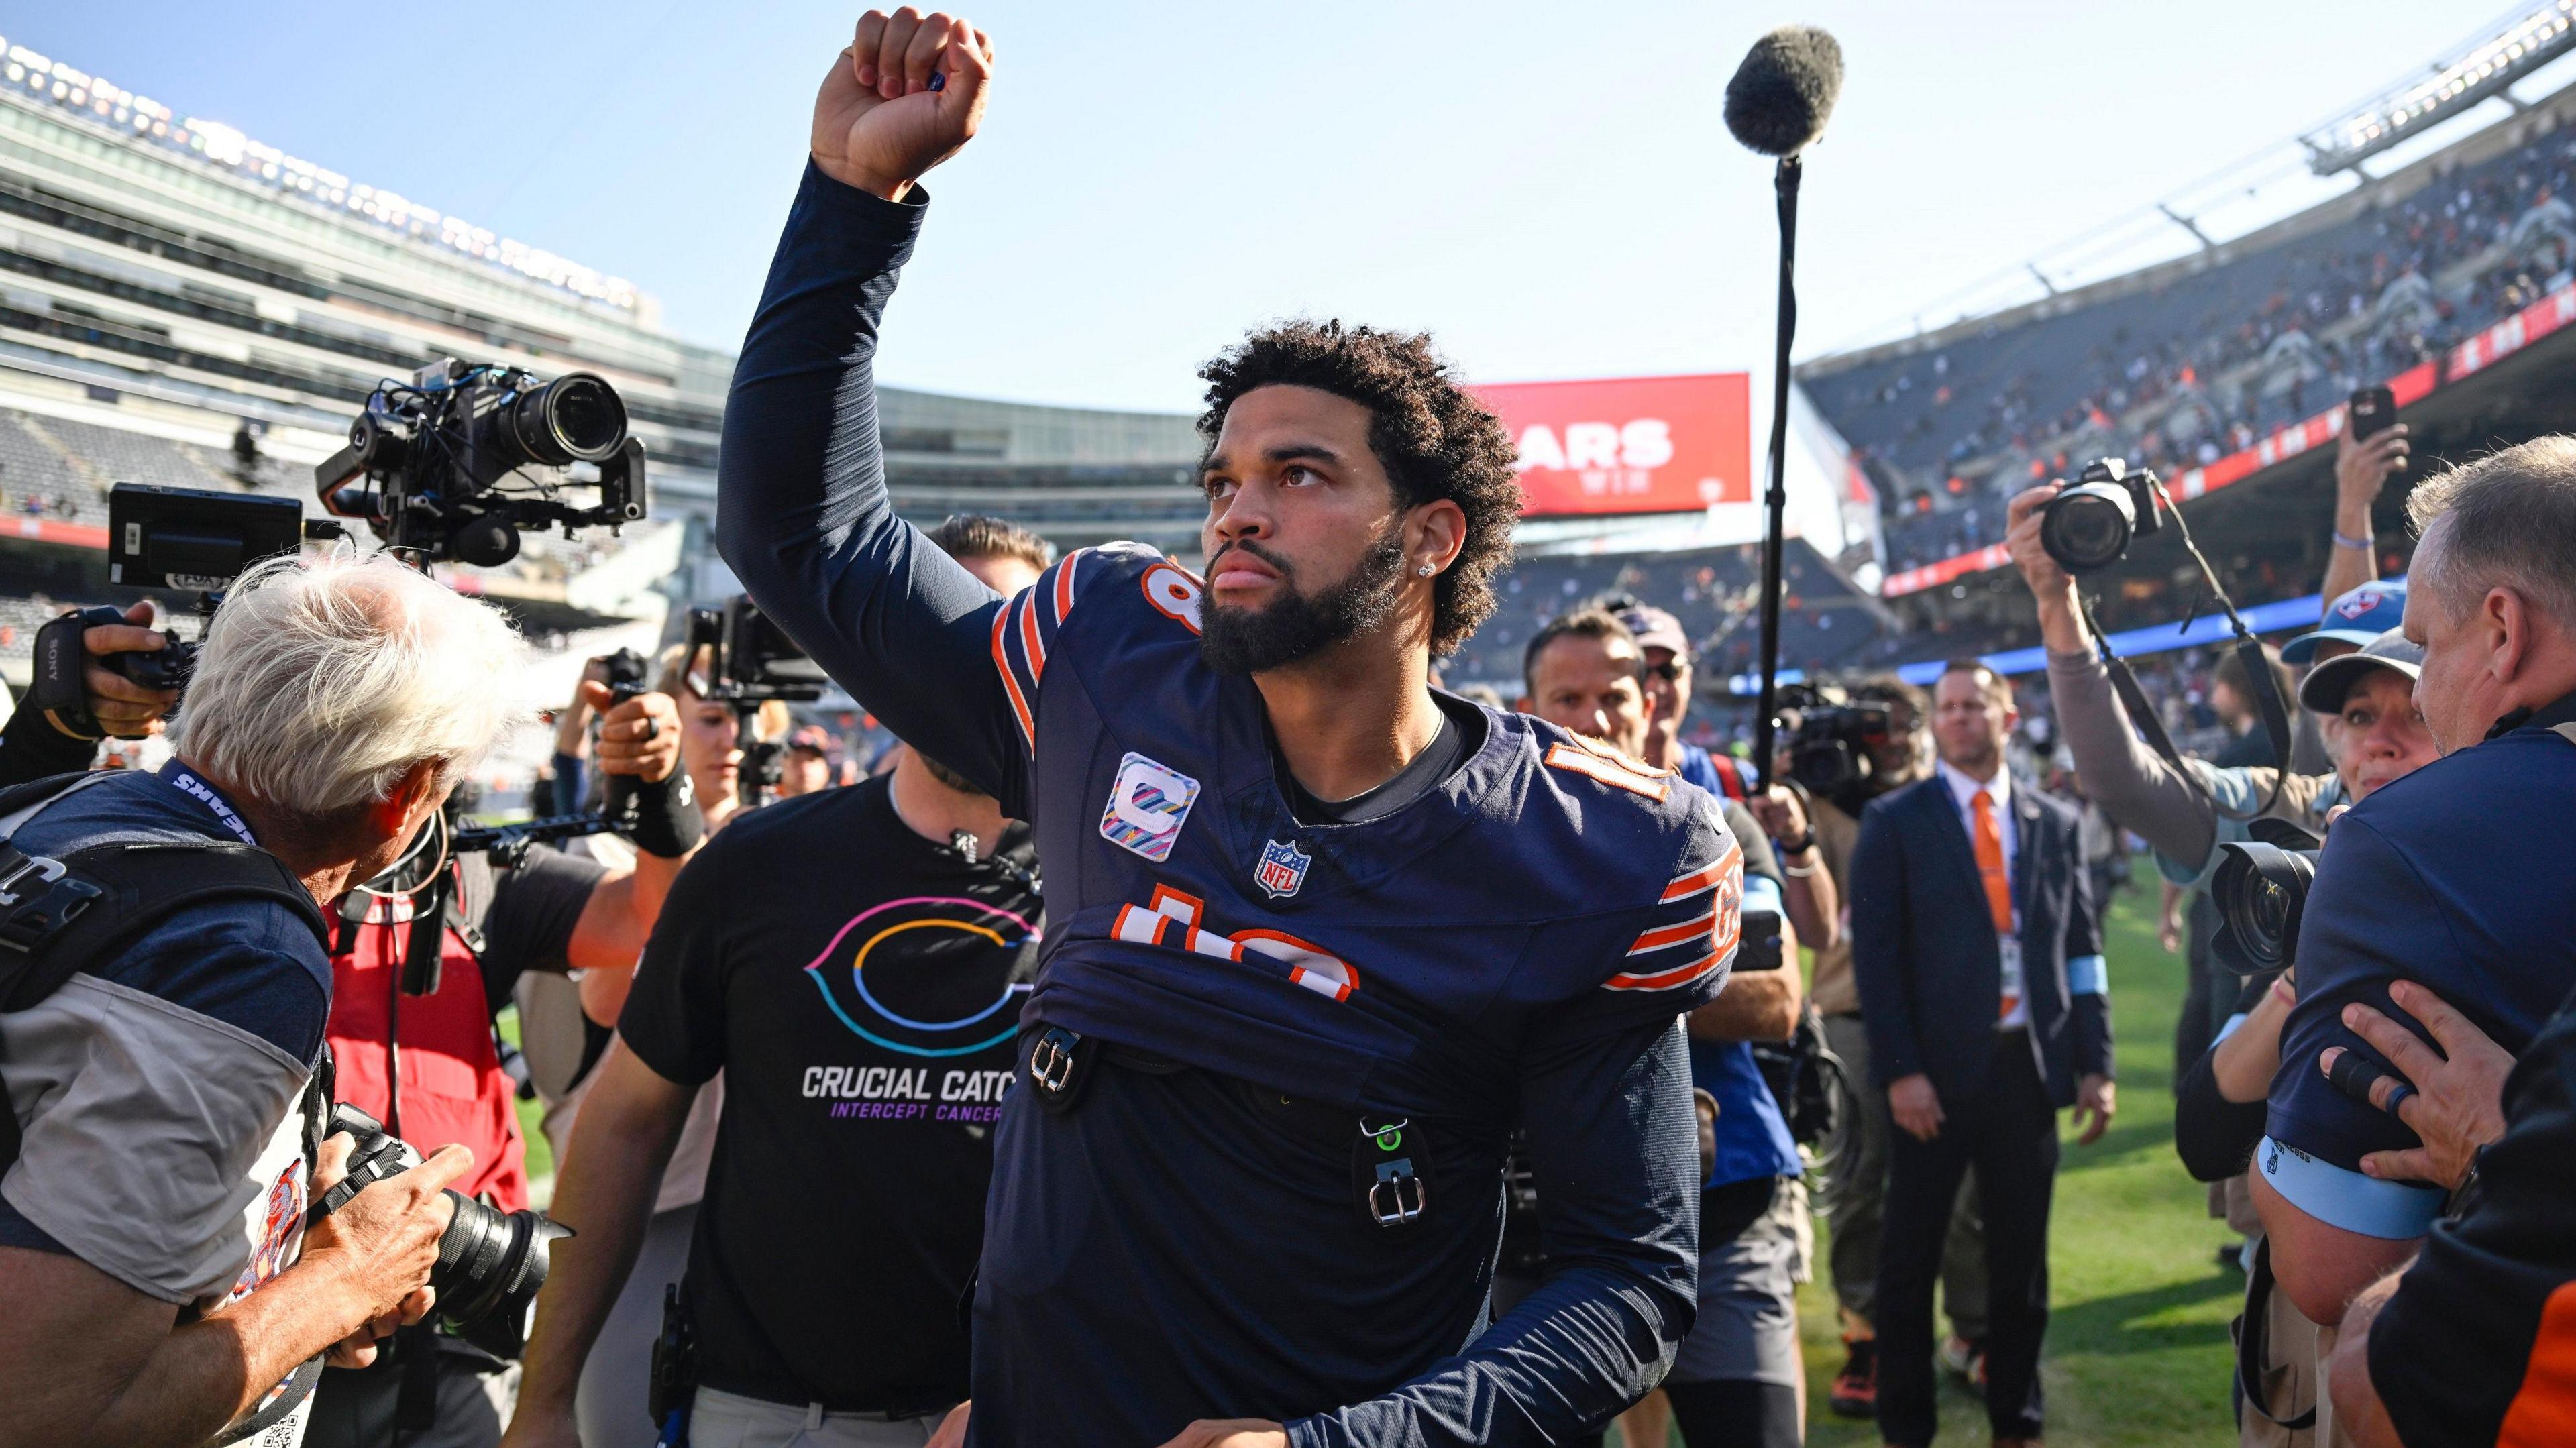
[157, 761, 257, 846]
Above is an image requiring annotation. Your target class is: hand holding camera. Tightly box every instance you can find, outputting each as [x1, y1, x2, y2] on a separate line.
[2336, 420, 2409, 511]
[586, 682, 682, 785]
[34, 601, 181, 740]
[2338, 385, 2408, 508]
[299, 1126, 473, 1369]
[309, 1105, 570, 1359]
[2005, 482, 2074, 601]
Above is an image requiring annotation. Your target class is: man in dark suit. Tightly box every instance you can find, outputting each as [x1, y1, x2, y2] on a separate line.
[1849, 659, 2116, 1448]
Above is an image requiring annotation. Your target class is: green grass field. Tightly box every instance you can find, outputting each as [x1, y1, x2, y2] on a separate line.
[1781, 883, 2243, 1448]
[511, 876, 2241, 1445]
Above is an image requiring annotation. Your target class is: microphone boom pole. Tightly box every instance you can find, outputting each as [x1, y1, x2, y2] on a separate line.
[1721, 21, 1840, 792]
[1751, 154, 1801, 792]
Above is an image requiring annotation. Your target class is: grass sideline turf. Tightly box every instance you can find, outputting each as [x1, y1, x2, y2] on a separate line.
[1779, 880, 2242, 1448]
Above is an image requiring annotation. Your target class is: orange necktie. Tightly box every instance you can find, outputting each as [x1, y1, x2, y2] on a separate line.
[1971, 788, 2013, 934]
[1974, 789, 2020, 1021]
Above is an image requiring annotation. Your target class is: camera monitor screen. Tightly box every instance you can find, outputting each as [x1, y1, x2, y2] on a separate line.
[109, 482, 307, 591]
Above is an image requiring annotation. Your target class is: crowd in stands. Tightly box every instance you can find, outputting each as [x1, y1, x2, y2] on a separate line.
[1439, 537, 1887, 689]
[1813, 121, 2576, 574]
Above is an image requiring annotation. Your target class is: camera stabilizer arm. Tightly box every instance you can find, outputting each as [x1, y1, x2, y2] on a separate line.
[449, 812, 621, 870]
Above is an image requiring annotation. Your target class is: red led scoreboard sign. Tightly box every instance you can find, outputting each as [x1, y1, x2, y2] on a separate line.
[1470, 373, 1752, 518]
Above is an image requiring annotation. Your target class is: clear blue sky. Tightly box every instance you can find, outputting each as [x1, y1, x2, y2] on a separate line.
[5, 2, 2537, 411]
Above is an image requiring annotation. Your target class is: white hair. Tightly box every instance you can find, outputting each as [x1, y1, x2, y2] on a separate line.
[166, 551, 527, 822]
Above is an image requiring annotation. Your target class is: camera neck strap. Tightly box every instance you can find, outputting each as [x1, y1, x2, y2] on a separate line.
[2233, 634, 2298, 818]
[2080, 592, 2188, 773]
[2082, 473, 2295, 818]
[2081, 592, 2292, 820]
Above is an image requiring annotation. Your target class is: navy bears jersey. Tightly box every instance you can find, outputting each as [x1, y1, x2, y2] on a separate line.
[990, 541, 1742, 1115]
[720, 161, 1743, 1447]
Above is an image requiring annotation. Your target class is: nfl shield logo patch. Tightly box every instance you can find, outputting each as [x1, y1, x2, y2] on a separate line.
[1255, 838, 1311, 899]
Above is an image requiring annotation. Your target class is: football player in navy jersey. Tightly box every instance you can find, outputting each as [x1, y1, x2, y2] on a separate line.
[717, 13, 1746, 1448]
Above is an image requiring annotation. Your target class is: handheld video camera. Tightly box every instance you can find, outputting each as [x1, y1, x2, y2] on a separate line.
[30, 483, 325, 732]
[2040, 457, 2165, 573]
[687, 596, 826, 704]
[314, 359, 646, 568]
[314, 1103, 570, 1359]
[687, 596, 826, 805]
[1776, 681, 1913, 808]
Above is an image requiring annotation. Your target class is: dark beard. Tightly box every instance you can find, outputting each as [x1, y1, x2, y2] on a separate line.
[1199, 527, 1409, 675]
[917, 750, 988, 798]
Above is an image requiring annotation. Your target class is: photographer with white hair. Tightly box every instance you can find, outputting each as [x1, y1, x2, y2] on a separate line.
[302, 649, 696, 1446]
[0, 552, 528, 1448]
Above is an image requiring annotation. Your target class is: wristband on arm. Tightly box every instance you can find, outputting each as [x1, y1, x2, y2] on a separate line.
[616, 763, 704, 859]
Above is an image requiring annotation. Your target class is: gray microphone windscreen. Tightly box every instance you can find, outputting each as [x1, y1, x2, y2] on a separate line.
[1724, 26, 1845, 157]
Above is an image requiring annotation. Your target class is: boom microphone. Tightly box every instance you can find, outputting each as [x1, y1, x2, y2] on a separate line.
[1723, 25, 1844, 158]
[1729, 24, 1843, 790]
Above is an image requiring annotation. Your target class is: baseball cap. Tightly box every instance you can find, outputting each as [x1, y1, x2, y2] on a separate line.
[786, 724, 835, 755]
[1615, 604, 1690, 657]
[2298, 628, 2423, 714]
[2282, 580, 2407, 665]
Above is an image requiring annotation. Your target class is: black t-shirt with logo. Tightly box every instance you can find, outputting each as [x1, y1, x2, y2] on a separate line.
[618, 774, 1041, 1412]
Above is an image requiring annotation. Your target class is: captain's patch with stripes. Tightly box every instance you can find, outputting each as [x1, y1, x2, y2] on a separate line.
[1099, 752, 1199, 864]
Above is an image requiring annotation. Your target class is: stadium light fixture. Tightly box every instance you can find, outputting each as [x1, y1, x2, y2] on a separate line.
[2304, 0, 2576, 175]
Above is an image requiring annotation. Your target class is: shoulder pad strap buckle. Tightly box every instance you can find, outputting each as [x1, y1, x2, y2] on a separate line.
[0, 871, 103, 955]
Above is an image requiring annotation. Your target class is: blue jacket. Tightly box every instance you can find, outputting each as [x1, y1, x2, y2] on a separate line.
[1847, 773, 2111, 1108]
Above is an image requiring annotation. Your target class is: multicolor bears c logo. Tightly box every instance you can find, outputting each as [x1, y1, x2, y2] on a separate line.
[804, 895, 1037, 1057]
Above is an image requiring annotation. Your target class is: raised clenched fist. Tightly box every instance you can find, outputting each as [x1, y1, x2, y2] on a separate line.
[813, 9, 994, 201]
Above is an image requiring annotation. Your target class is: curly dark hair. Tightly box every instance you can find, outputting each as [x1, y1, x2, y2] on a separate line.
[1197, 320, 1521, 657]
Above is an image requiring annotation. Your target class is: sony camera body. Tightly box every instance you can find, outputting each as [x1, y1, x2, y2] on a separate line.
[2041, 457, 2165, 573]
[314, 1103, 570, 1359]
[315, 359, 646, 567]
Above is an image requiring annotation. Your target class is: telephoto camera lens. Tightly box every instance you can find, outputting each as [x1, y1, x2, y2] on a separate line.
[502, 371, 628, 467]
[316, 1105, 572, 1357]
[2210, 841, 2318, 976]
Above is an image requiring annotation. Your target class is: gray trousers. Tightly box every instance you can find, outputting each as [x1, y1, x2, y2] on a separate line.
[1820, 1013, 1988, 1339]
[576, 1201, 700, 1448]
[686, 1386, 949, 1447]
